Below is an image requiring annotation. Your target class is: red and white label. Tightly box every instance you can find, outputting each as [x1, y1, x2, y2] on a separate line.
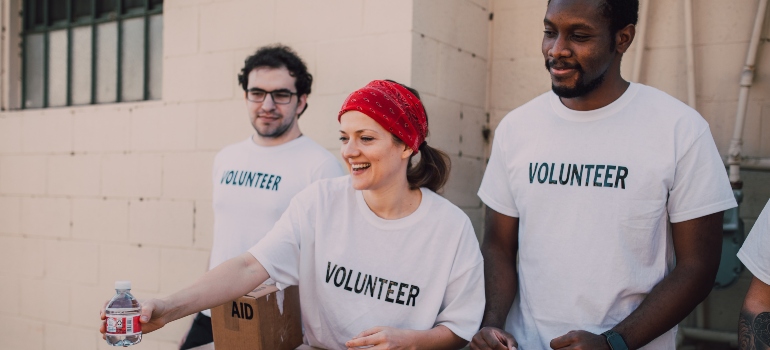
[106, 315, 142, 336]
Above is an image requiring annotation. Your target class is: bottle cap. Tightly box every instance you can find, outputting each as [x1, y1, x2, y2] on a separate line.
[115, 281, 131, 290]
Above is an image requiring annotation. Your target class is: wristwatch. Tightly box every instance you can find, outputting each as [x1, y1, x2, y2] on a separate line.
[601, 330, 629, 350]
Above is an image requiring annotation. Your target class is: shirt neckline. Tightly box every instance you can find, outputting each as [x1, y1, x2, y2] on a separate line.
[549, 82, 640, 122]
[355, 187, 433, 230]
[245, 134, 307, 153]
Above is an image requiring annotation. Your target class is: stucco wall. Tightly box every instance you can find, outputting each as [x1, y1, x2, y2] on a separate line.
[0, 0, 416, 348]
[0, 0, 768, 348]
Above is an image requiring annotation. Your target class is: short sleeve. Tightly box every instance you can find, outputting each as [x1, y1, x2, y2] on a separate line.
[738, 200, 770, 285]
[667, 128, 736, 223]
[434, 220, 485, 341]
[312, 157, 345, 182]
[478, 127, 519, 217]
[248, 194, 307, 286]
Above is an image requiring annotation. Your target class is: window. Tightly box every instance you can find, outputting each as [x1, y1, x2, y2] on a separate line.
[22, 0, 163, 109]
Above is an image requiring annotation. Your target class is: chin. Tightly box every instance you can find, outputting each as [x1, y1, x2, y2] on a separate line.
[350, 178, 370, 191]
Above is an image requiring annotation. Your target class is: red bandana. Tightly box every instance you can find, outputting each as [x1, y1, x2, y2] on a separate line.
[338, 80, 428, 153]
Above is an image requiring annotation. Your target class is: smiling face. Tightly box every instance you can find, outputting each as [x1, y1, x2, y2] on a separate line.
[245, 66, 307, 144]
[542, 0, 617, 98]
[339, 111, 413, 192]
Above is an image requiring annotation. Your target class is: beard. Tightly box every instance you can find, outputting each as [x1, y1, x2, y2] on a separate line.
[254, 112, 296, 138]
[546, 59, 607, 98]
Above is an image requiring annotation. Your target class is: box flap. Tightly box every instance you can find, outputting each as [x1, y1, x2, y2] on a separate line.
[245, 284, 280, 299]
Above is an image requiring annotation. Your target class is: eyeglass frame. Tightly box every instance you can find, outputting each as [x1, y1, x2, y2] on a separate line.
[245, 88, 299, 104]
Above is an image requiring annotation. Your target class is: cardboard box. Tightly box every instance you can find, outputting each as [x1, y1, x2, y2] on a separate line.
[211, 284, 303, 350]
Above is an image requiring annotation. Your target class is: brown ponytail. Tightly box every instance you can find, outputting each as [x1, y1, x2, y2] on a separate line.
[406, 142, 451, 192]
[384, 80, 451, 192]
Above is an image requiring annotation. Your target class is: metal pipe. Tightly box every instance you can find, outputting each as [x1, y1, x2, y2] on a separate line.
[631, 0, 649, 82]
[727, 0, 769, 185]
[684, 0, 696, 109]
[740, 158, 770, 171]
[679, 327, 738, 348]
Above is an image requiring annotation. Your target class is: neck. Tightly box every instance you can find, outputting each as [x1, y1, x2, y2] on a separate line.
[361, 179, 422, 220]
[251, 127, 302, 147]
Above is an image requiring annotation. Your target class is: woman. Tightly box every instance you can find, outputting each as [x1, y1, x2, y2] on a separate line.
[101, 80, 484, 349]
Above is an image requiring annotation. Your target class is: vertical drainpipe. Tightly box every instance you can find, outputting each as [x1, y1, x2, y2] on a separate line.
[684, 0, 696, 110]
[727, 0, 769, 188]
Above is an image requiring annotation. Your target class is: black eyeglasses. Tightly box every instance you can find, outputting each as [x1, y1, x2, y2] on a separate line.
[246, 88, 298, 104]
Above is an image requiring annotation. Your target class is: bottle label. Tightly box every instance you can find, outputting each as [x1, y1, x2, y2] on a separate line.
[106, 315, 142, 336]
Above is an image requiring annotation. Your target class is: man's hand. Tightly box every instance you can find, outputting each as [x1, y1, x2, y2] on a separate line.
[470, 326, 518, 350]
[100, 298, 169, 339]
[549, 330, 609, 350]
[345, 326, 417, 349]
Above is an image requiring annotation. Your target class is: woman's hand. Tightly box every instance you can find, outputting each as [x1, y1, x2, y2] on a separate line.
[99, 299, 169, 338]
[345, 326, 418, 350]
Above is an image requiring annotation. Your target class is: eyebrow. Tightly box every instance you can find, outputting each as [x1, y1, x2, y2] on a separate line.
[247, 87, 293, 93]
[543, 18, 596, 31]
[339, 129, 379, 134]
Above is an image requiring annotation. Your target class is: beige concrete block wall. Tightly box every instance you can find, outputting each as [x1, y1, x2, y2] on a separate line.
[0, 0, 419, 348]
[0, 0, 768, 347]
[411, 0, 491, 235]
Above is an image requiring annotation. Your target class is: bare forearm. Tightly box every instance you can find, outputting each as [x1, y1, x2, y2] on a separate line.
[480, 211, 519, 329]
[480, 244, 518, 328]
[162, 252, 269, 323]
[612, 263, 713, 349]
[412, 325, 468, 349]
[608, 213, 723, 349]
[739, 277, 770, 350]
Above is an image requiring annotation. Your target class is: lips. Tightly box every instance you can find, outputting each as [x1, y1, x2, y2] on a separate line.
[258, 114, 280, 120]
[546, 60, 580, 78]
[550, 67, 577, 78]
[350, 162, 371, 174]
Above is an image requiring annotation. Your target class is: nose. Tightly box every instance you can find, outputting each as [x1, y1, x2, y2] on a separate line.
[340, 139, 360, 160]
[547, 34, 571, 60]
[261, 93, 276, 111]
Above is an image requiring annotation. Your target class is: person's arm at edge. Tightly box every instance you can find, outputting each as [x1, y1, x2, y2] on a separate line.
[611, 212, 723, 349]
[411, 325, 468, 349]
[345, 325, 467, 350]
[471, 208, 519, 350]
[739, 276, 770, 350]
[101, 252, 269, 334]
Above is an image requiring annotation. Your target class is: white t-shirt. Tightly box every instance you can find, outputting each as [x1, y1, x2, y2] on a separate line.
[209, 135, 343, 271]
[738, 200, 770, 285]
[249, 176, 485, 349]
[478, 83, 737, 349]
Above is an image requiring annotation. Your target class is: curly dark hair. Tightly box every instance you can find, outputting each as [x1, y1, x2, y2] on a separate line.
[599, 0, 639, 34]
[237, 45, 313, 97]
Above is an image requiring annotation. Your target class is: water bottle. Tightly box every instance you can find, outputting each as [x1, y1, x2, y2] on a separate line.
[105, 281, 142, 347]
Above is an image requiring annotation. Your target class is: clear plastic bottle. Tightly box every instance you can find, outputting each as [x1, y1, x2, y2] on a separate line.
[105, 281, 142, 347]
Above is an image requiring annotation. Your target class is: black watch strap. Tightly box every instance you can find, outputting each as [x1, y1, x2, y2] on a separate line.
[602, 330, 629, 350]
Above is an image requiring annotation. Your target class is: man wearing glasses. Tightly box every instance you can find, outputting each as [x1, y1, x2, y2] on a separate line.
[180, 45, 343, 350]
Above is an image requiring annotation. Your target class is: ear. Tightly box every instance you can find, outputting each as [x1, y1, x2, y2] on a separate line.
[297, 94, 308, 117]
[615, 23, 636, 54]
[401, 144, 414, 160]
